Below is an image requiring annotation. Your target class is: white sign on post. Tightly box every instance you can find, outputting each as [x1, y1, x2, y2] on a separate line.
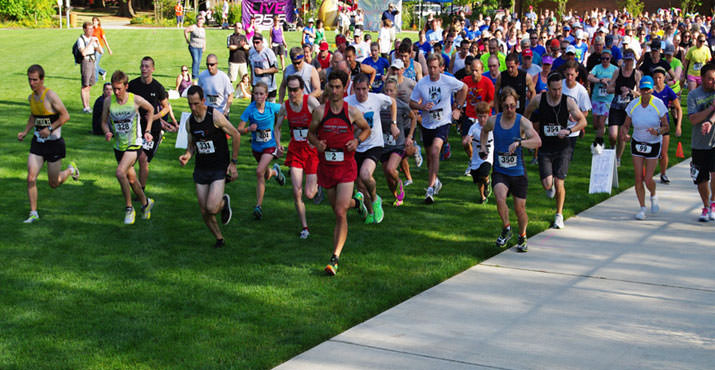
[175, 112, 191, 149]
[589, 149, 619, 194]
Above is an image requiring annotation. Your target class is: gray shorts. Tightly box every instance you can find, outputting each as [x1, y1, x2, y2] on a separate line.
[81, 59, 96, 87]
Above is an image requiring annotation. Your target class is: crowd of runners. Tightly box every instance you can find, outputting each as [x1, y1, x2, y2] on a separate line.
[18, 6, 715, 274]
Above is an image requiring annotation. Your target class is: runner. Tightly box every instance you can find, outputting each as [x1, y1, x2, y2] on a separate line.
[587, 49, 618, 154]
[275, 75, 321, 238]
[621, 76, 668, 220]
[101, 70, 155, 224]
[462, 101, 493, 203]
[462, 58, 494, 175]
[494, 53, 535, 115]
[307, 70, 371, 276]
[409, 54, 467, 204]
[18, 64, 79, 223]
[651, 67, 682, 184]
[179, 85, 241, 248]
[525, 71, 587, 229]
[237, 82, 285, 219]
[480, 86, 541, 252]
[607, 50, 642, 166]
[686, 62, 715, 222]
[345, 73, 397, 223]
[683, 34, 712, 91]
[379, 78, 416, 206]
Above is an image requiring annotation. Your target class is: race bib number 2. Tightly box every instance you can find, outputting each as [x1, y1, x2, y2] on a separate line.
[325, 149, 344, 162]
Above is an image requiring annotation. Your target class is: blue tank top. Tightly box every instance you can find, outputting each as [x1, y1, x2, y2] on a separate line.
[404, 59, 416, 81]
[535, 72, 548, 94]
[493, 113, 525, 176]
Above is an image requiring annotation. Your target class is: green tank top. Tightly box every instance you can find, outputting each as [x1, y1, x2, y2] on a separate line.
[109, 93, 142, 151]
[670, 58, 683, 94]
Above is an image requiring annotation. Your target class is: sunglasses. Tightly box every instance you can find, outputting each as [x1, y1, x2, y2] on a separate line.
[601, 57, 611, 60]
[288, 86, 301, 92]
[207, 63, 217, 66]
[488, 65, 498, 68]
[698, 39, 706, 42]
[182, 69, 188, 72]
[253, 40, 261, 44]
[503, 103, 517, 109]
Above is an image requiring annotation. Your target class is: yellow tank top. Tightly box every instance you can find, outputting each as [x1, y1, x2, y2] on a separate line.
[30, 88, 61, 141]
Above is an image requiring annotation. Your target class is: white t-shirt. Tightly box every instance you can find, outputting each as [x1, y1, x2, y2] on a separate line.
[345, 93, 393, 152]
[352, 41, 370, 61]
[561, 80, 591, 137]
[249, 47, 278, 92]
[468, 119, 494, 169]
[526, 63, 542, 77]
[378, 27, 395, 54]
[626, 96, 667, 143]
[198, 70, 234, 113]
[410, 74, 465, 129]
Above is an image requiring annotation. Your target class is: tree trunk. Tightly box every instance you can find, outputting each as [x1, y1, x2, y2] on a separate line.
[118, 0, 136, 17]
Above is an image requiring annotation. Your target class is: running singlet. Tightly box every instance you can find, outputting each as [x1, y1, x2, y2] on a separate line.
[404, 59, 417, 81]
[318, 102, 355, 165]
[499, 70, 528, 114]
[286, 95, 316, 152]
[533, 94, 570, 152]
[30, 88, 61, 142]
[109, 93, 142, 151]
[612, 67, 636, 109]
[492, 113, 525, 177]
[190, 107, 230, 171]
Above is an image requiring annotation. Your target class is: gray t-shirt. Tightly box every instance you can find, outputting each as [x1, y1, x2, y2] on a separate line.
[687, 87, 715, 149]
[380, 98, 411, 150]
[284, 63, 315, 95]
[249, 47, 278, 92]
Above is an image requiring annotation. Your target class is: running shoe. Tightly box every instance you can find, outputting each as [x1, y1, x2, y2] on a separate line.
[485, 182, 492, 198]
[365, 213, 375, 224]
[142, 198, 155, 220]
[496, 227, 512, 248]
[464, 165, 471, 176]
[82, 107, 92, 114]
[660, 174, 671, 184]
[373, 195, 384, 224]
[441, 142, 452, 160]
[253, 205, 263, 220]
[221, 194, 232, 225]
[299, 228, 310, 239]
[635, 207, 647, 220]
[529, 157, 538, 165]
[591, 142, 604, 155]
[100, 71, 107, 80]
[325, 255, 339, 276]
[552, 214, 565, 229]
[434, 178, 443, 195]
[23, 211, 39, 224]
[273, 163, 286, 186]
[616, 158, 621, 167]
[313, 186, 324, 204]
[393, 198, 403, 206]
[354, 192, 367, 219]
[424, 186, 435, 204]
[69, 161, 80, 181]
[710, 203, 715, 221]
[545, 184, 556, 199]
[516, 235, 528, 253]
[214, 238, 225, 248]
[403, 179, 413, 187]
[650, 196, 660, 214]
[396, 180, 405, 203]
[124, 207, 136, 225]
[699, 207, 710, 222]
[414, 144, 423, 167]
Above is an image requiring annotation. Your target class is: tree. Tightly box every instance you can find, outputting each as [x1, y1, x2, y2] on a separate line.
[118, 0, 136, 17]
[681, 0, 703, 15]
[620, 0, 643, 18]
[554, 0, 567, 21]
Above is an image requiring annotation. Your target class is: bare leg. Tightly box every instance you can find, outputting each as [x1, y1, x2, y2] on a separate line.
[81, 86, 92, 109]
[255, 154, 275, 206]
[427, 138, 444, 187]
[644, 158, 657, 197]
[382, 153, 402, 196]
[46, 159, 73, 189]
[358, 160, 377, 213]
[554, 178, 566, 214]
[290, 167, 308, 229]
[116, 151, 146, 208]
[26, 154, 44, 212]
[494, 183, 510, 227]
[513, 197, 528, 236]
[138, 150, 150, 188]
[633, 156, 646, 207]
[327, 182, 354, 258]
[196, 180, 226, 240]
[659, 134, 670, 176]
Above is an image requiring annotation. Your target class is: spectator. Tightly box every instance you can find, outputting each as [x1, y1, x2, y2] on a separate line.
[175, 65, 192, 97]
[92, 17, 111, 82]
[174, 1, 184, 28]
[92, 83, 111, 135]
[78, 21, 102, 113]
[184, 16, 206, 80]
[227, 22, 250, 83]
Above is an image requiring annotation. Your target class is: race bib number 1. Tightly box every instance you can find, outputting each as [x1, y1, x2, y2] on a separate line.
[325, 149, 344, 162]
[293, 128, 308, 141]
[196, 140, 215, 154]
[498, 153, 517, 168]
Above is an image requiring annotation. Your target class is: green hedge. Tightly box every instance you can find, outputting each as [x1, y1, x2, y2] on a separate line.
[0, 0, 55, 23]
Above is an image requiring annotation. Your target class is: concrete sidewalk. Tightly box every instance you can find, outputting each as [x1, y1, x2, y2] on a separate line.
[276, 160, 715, 370]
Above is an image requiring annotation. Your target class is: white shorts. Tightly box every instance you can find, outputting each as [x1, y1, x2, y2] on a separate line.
[592, 101, 610, 116]
[228, 62, 248, 83]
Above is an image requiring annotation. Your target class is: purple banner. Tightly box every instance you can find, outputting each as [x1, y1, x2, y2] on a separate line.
[242, 0, 295, 31]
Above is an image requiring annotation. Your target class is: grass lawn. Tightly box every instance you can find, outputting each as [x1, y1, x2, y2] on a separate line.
[0, 27, 693, 369]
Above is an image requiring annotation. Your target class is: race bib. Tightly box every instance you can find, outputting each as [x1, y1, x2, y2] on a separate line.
[256, 129, 272, 143]
[196, 140, 215, 154]
[114, 120, 132, 134]
[617, 95, 631, 104]
[429, 108, 443, 121]
[598, 86, 608, 97]
[544, 124, 561, 137]
[694, 62, 703, 72]
[34, 117, 51, 128]
[515, 100, 520, 109]
[498, 153, 518, 168]
[635, 143, 652, 154]
[207, 95, 218, 105]
[142, 139, 155, 151]
[325, 149, 344, 162]
[690, 161, 700, 182]
[383, 133, 397, 146]
[293, 128, 308, 141]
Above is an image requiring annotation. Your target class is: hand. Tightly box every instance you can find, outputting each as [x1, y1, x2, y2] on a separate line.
[452, 108, 461, 120]
[108, 49, 113, 56]
[17, 131, 27, 141]
[316, 140, 327, 153]
[105, 131, 113, 141]
[345, 138, 358, 152]
[557, 129, 570, 139]
[647, 127, 660, 136]
[144, 132, 153, 142]
[38, 127, 51, 138]
[405, 137, 413, 147]
[162, 121, 178, 132]
[248, 123, 258, 132]
[423, 102, 434, 111]
[391, 124, 400, 139]
[702, 121, 713, 135]
[675, 126, 682, 137]
[508, 141, 520, 154]
[227, 163, 238, 181]
[179, 153, 190, 166]
[276, 145, 285, 157]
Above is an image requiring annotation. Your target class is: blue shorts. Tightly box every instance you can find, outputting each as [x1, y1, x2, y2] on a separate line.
[421, 124, 450, 148]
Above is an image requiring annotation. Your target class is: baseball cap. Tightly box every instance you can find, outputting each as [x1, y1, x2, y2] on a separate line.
[639, 75, 654, 90]
[652, 66, 668, 76]
[253, 33, 263, 41]
[308, 18, 314, 23]
[550, 39, 561, 48]
[664, 43, 675, 55]
[336, 34, 347, 45]
[522, 49, 533, 57]
[563, 25, 571, 31]
[542, 55, 554, 65]
[622, 36, 632, 44]
[577, 30, 586, 40]
[390, 59, 404, 69]
[623, 51, 636, 60]
[354, 29, 362, 37]
[565, 45, 577, 54]
[601, 49, 612, 55]
[598, 27, 608, 33]
[594, 35, 604, 44]
[650, 40, 663, 51]
[319, 41, 329, 51]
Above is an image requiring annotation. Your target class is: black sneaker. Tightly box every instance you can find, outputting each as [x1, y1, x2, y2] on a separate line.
[496, 227, 512, 248]
[325, 255, 339, 276]
[660, 174, 671, 184]
[214, 238, 225, 248]
[516, 236, 528, 253]
[221, 194, 232, 224]
[253, 205, 263, 220]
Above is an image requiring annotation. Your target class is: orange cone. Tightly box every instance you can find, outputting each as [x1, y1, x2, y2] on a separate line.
[676, 141, 685, 159]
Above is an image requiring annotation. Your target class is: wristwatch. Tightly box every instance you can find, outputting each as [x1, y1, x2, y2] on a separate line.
[231, 158, 238, 165]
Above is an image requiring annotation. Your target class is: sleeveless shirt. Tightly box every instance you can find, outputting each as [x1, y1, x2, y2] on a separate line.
[190, 107, 230, 171]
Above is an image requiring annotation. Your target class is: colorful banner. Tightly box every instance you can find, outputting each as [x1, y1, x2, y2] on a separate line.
[242, 0, 296, 31]
[359, 0, 402, 32]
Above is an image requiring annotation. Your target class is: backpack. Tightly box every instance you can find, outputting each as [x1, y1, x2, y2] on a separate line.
[72, 37, 84, 64]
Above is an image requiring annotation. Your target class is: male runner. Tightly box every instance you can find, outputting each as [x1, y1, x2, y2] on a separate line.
[525, 72, 587, 229]
[128, 56, 175, 193]
[101, 70, 155, 224]
[462, 101, 493, 203]
[686, 63, 715, 221]
[345, 73, 397, 223]
[308, 70, 370, 276]
[410, 54, 467, 203]
[275, 75, 321, 238]
[480, 87, 541, 252]
[18, 64, 79, 223]
[179, 85, 240, 248]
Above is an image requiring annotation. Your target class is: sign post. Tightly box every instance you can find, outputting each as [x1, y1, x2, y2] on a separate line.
[589, 149, 619, 194]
